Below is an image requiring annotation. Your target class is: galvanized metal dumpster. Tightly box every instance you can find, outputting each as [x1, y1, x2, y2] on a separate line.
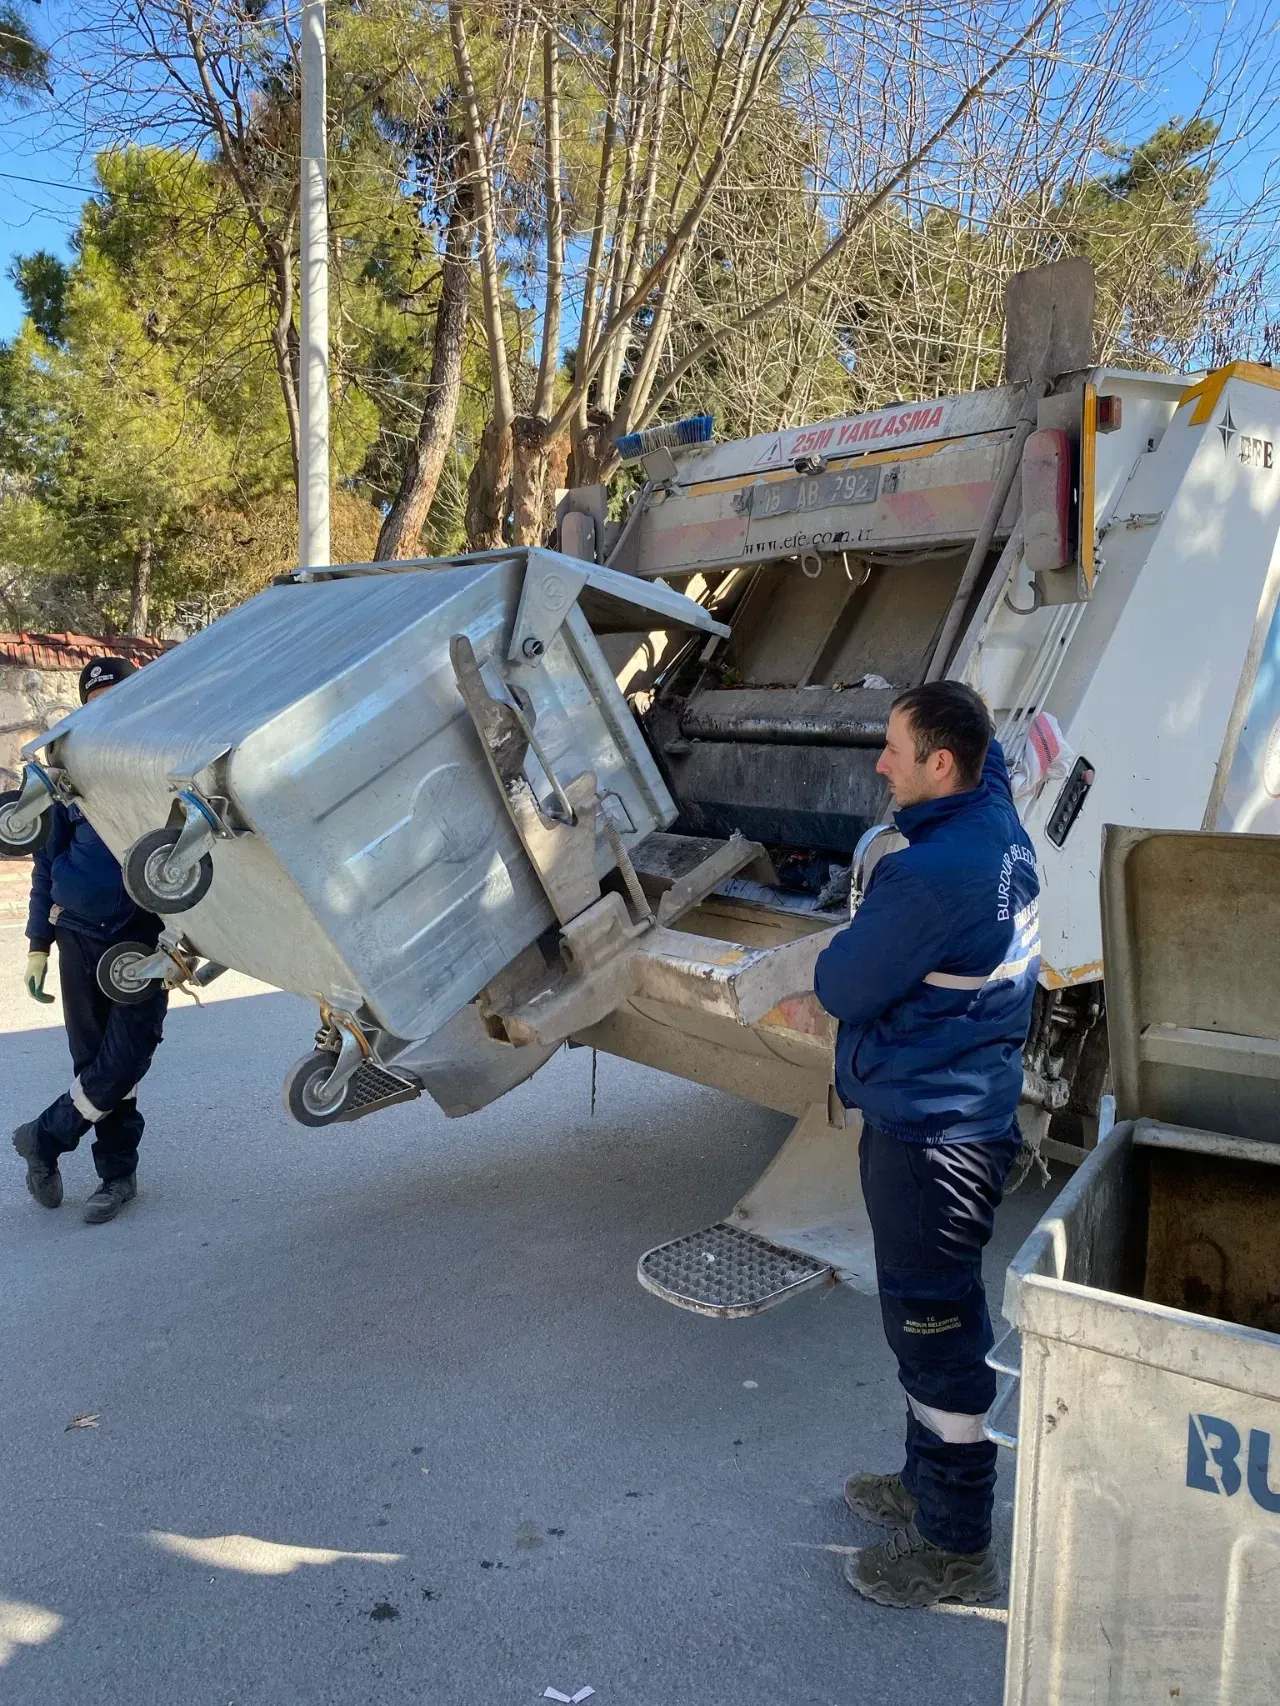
[21, 549, 724, 1047]
[988, 827, 1280, 1705]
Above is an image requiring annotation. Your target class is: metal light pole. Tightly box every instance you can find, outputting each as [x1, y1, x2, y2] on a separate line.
[298, 0, 330, 571]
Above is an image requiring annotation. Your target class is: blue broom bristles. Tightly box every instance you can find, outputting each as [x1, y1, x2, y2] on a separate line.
[672, 413, 714, 444]
[616, 414, 714, 463]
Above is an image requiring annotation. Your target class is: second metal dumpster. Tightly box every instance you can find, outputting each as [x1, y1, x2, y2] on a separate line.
[988, 826, 1280, 1705]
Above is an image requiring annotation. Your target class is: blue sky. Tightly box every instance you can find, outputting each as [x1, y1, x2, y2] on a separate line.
[1, 0, 1275, 345]
[1, 0, 84, 337]
[0, 136, 90, 338]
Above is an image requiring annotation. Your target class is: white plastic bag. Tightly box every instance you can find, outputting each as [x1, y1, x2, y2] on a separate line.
[1007, 711, 1074, 801]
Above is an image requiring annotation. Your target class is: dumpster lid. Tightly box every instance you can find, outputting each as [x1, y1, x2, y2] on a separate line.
[574, 556, 731, 638]
[282, 547, 731, 639]
[1100, 826, 1280, 1143]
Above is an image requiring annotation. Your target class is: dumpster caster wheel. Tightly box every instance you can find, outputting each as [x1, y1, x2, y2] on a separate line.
[0, 788, 52, 856]
[97, 940, 164, 1005]
[124, 827, 213, 913]
[283, 1050, 351, 1126]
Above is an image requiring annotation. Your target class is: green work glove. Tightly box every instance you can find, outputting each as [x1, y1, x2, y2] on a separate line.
[25, 949, 55, 1004]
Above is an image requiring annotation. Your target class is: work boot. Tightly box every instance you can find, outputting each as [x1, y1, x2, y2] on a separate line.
[84, 1175, 137, 1225]
[12, 1122, 62, 1209]
[843, 1471, 918, 1528]
[844, 1521, 1002, 1609]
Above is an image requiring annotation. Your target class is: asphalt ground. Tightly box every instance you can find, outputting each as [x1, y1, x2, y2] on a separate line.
[0, 916, 1057, 1705]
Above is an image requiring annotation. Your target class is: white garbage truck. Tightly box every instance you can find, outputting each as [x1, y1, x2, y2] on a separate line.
[4, 259, 1279, 1317]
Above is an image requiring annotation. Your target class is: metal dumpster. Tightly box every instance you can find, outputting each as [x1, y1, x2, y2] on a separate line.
[988, 827, 1280, 1705]
[12, 550, 726, 1097]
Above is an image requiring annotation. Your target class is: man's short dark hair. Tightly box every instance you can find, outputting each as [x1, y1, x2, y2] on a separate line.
[891, 681, 993, 790]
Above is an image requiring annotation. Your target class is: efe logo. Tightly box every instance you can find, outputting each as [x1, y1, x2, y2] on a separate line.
[1217, 401, 1274, 468]
[1240, 436, 1274, 468]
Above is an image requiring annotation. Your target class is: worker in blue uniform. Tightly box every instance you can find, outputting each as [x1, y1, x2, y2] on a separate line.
[815, 680, 1040, 1609]
[12, 656, 169, 1225]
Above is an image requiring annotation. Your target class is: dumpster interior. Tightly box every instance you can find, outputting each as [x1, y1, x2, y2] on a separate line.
[1094, 827, 1280, 1331]
[1040, 1123, 1280, 1334]
[1138, 1138, 1280, 1332]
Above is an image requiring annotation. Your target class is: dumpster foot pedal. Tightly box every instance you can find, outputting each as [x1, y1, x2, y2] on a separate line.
[637, 1223, 832, 1318]
[342, 1061, 421, 1121]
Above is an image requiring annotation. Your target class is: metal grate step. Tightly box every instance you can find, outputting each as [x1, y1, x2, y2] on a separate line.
[637, 1222, 833, 1318]
[343, 1061, 421, 1120]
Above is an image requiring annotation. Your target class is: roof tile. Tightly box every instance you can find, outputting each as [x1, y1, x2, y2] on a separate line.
[0, 633, 173, 671]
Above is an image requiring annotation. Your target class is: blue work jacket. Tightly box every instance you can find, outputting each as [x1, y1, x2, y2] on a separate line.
[27, 801, 143, 948]
[814, 742, 1040, 1143]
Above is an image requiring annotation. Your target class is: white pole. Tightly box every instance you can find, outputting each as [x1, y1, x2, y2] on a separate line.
[299, 0, 330, 571]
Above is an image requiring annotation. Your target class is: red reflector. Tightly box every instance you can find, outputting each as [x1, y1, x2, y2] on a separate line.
[1096, 394, 1122, 431]
[1021, 428, 1072, 576]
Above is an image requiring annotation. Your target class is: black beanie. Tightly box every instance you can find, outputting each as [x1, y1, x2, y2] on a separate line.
[79, 656, 137, 702]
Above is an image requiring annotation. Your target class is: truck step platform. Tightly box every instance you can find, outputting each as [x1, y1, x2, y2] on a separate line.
[637, 1222, 833, 1318]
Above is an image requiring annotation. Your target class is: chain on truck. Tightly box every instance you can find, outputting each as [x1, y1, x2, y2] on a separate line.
[4, 256, 1279, 1319]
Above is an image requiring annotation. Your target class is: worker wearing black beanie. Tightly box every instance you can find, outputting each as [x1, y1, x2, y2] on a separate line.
[78, 656, 136, 703]
[14, 652, 167, 1224]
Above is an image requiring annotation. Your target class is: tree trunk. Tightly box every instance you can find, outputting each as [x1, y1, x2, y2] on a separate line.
[569, 417, 618, 490]
[533, 24, 564, 420]
[376, 180, 476, 561]
[449, 1, 515, 440]
[510, 416, 570, 546]
[129, 536, 153, 637]
[265, 232, 302, 485]
[465, 416, 514, 549]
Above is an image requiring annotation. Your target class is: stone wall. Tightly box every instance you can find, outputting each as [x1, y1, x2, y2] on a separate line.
[0, 665, 82, 791]
[0, 634, 172, 792]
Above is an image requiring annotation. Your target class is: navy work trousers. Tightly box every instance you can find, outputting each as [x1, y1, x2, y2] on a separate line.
[859, 1120, 1020, 1554]
[35, 926, 169, 1183]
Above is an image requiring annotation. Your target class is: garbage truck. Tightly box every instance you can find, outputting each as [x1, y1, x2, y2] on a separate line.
[3, 258, 1279, 1318]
